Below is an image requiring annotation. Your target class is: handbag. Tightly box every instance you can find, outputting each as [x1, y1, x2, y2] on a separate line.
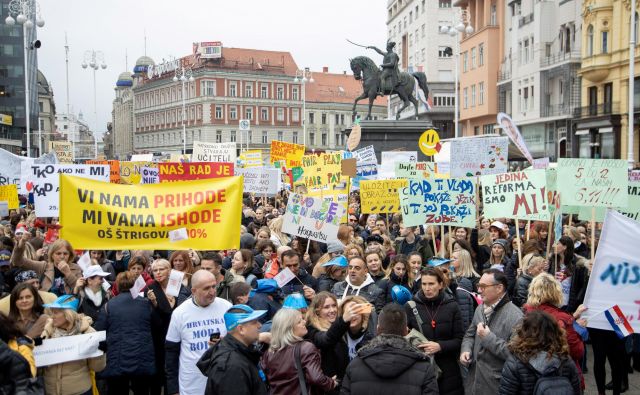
[406, 301, 443, 380]
[294, 342, 309, 395]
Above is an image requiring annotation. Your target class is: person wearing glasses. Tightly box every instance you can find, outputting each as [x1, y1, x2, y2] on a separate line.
[460, 268, 523, 395]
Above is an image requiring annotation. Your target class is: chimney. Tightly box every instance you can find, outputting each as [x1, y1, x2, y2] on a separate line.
[323, 66, 329, 73]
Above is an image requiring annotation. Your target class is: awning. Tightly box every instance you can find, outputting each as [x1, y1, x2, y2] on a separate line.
[575, 129, 590, 135]
[599, 127, 613, 133]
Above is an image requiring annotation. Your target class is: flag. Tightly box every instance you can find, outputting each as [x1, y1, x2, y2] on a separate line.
[604, 305, 634, 339]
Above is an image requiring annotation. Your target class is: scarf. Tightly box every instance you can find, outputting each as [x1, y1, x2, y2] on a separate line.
[84, 287, 103, 307]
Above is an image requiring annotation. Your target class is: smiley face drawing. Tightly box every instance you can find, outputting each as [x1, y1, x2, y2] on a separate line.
[419, 129, 441, 156]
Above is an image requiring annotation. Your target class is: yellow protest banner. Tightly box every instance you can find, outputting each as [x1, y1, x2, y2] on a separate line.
[59, 175, 242, 250]
[0, 184, 19, 209]
[295, 152, 343, 190]
[360, 179, 408, 214]
[270, 141, 305, 168]
[119, 161, 156, 184]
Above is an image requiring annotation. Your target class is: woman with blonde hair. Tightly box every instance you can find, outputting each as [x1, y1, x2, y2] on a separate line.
[41, 295, 106, 395]
[344, 243, 363, 260]
[262, 308, 337, 394]
[269, 216, 290, 248]
[450, 249, 480, 293]
[304, 292, 369, 394]
[11, 237, 81, 296]
[512, 255, 547, 307]
[523, 273, 585, 383]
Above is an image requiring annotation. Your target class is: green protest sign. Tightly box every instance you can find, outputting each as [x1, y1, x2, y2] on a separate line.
[618, 182, 640, 221]
[480, 169, 549, 221]
[399, 178, 476, 227]
[557, 158, 628, 207]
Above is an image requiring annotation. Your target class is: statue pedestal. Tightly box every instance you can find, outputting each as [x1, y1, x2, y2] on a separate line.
[345, 120, 437, 162]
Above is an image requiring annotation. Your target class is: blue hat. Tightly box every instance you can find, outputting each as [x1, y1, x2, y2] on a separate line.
[427, 257, 452, 267]
[224, 304, 267, 331]
[283, 293, 308, 310]
[44, 295, 79, 311]
[391, 285, 412, 305]
[321, 255, 348, 268]
[250, 279, 279, 297]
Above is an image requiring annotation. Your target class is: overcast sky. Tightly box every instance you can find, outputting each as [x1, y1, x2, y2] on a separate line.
[36, 0, 387, 135]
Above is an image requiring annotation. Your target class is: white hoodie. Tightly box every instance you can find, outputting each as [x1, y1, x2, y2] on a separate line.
[340, 273, 376, 301]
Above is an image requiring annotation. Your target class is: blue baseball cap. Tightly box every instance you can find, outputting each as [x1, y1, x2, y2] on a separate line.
[283, 293, 308, 310]
[224, 304, 267, 331]
[321, 255, 348, 267]
[249, 279, 279, 297]
[44, 295, 79, 311]
[427, 257, 452, 267]
[391, 285, 412, 305]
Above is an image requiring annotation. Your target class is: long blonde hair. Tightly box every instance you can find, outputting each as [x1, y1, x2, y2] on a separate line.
[269, 308, 304, 352]
[453, 249, 480, 278]
[306, 292, 337, 332]
[526, 273, 563, 307]
[269, 217, 290, 246]
[338, 295, 370, 331]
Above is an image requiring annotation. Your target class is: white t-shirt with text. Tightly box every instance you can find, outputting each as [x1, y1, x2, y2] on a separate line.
[166, 297, 232, 395]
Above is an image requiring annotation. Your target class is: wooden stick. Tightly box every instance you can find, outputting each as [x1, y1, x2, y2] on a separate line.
[591, 207, 596, 260]
[430, 226, 437, 257]
[305, 239, 311, 255]
[546, 213, 554, 259]
[568, 214, 573, 228]
[515, 218, 522, 267]
[448, 225, 453, 258]
[526, 220, 531, 241]
[440, 223, 445, 257]
[475, 177, 480, 223]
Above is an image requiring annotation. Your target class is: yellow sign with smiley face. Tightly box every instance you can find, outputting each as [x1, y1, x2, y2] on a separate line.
[419, 129, 441, 156]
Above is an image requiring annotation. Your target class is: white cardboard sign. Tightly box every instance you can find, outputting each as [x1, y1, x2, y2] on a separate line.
[192, 141, 236, 163]
[236, 167, 280, 196]
[34, 331, 106, 367]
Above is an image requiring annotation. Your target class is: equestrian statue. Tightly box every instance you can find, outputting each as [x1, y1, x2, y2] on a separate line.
[349, 40, 430, 120]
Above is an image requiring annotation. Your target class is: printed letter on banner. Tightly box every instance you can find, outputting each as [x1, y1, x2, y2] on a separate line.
[360, 179, 408, 214]
[399, 178, 476, 227]
[480, 169, 549, 221]
[59, 175, 242, 250]
[557, 158, 628, 207]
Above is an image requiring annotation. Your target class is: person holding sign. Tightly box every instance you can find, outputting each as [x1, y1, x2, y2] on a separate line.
[11, 237, 81, 297]
[41, 295, 106, 395]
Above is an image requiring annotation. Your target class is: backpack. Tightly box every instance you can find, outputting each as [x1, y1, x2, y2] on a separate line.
[532, 361, 574, 395]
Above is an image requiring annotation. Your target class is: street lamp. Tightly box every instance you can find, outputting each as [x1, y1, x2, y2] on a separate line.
[5, 0, 44, 158]
[81, 50, 107, 158]
[173, 66, 194, 154]
[440, 11, 473, 139]
[293, 67, 314, 148]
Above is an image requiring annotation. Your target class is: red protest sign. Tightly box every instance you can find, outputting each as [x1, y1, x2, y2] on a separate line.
[158, 162, 234, 183]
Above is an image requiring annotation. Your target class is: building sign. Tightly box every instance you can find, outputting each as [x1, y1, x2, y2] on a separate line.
[194, 41, 222, 59]
[0, 114, 12, 126]
[147, 58, 181, 79]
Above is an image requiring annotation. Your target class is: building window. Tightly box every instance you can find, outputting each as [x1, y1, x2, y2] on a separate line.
[261, 85, 268, 98]
[292, 87, 299, 100]
[463, 52, 468, 72]
[601, 31, 608, 53]
[245, 107, 253, 120]
[479, 82, 485, 105]
[478, 43, 484, 66]
[438, 46, 453, 58]
[321, 113, 327, 124]
[261, 108, 269, 121]
[335, 114, 340, 125]
[471, 85, 476, 106]
[202, 81, 215, 96]
[309, 132, 315, 145]
[409, 11, 413, 23]
[230, 130, 236, 142]
[277, 108, 285, 121]
[523, 87, 529, 111]
[245, 83, 253, 98]
[247, 130, 252, 143]
[490, 3, 497, 25]
[309, 112, 315, 124]
[439, 0, 451, 7]
[635, 13, 639, 42]
[292, 108, 300, 122]
[215, 106, 223, 119]
[216, 130, 222, 143]
[39, 119, 45, 130]
[471, 47, 476, 68]
[229, 106, 237, 119]
[277, 85, 284, 100]
[322, 133, 328, 146]
[38, 101, 44, 112]
[229, 82, 237, 97]
[292, 131, 298, 144]
[278, 131, 284, 140]
[463, 88, 468, 108]
[421, 24, 425, 37]
[340, 114, 345, 124]
[262, 131, 268, 144]
[587, 25, 594, 56]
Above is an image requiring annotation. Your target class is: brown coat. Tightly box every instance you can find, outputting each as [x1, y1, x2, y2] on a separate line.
[41, 315, 106, 395]
[11, 242, 81, 294]
[17, 313, 49, 339]
[261, 341, 335, 395]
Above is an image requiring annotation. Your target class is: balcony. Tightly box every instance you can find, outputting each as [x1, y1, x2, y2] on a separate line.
[518, 13, 534, 27]
[540, 50, 581, 68]
[573, 102, 620, 118]
[498, 66, 511, 82]
[541, 104, 573, 118]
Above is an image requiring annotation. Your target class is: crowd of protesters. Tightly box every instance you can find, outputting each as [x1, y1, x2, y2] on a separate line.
[0, 190, 639, 395]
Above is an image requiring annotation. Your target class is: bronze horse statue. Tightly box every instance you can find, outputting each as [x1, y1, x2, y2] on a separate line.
[350, 56, 430, 120]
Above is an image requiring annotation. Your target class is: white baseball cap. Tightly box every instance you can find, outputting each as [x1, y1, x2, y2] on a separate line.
[83, 265, 111, 279]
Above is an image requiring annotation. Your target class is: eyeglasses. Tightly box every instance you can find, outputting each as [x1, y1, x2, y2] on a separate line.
[477, 283, 500, 291]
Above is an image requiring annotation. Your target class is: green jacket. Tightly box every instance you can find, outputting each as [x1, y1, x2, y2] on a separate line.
[216, 269, 236, 302]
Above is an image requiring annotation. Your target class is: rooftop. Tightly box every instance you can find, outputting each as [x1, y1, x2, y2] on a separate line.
[305, 68, 387, 106]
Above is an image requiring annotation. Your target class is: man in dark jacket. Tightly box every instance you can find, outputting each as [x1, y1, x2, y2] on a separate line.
[279, 250, 318, 298]
[332, 257, 385, 312]
[197, 304, 268, 395]
[394, 222, 434, 264]
[341, 303, 439, 394]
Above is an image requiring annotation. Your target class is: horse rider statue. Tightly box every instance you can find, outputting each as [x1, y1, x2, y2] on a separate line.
[366, 40, 401, 96]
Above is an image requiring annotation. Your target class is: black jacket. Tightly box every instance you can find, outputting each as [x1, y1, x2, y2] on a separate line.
[318, 274, 340, 293]
[341, 334, 439, 395]
[77, 287, 109, 324]
[0, 340, 34, 395]
[406, 290, 465, 395]
[248, 292, 282, 323]
[512, 274, 533, 308]
[470, 228, 490, 272]
[197, 334, 268, 395]
[280, 268, 318, 295]
[377, 272, 412, 305]
[499, 353, 581, 395]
